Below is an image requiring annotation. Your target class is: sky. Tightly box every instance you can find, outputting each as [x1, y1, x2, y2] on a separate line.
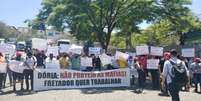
[0, 0, 201, 28]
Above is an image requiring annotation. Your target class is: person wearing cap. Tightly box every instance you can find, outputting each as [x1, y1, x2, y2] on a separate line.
[190, 58, 201, 93]
[11, 52, 24, 91]
[162, 49, 188, 101]
[24, 52, 37, 91]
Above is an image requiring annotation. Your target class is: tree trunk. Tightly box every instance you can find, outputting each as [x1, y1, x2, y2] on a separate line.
[126, 32, 132, 49]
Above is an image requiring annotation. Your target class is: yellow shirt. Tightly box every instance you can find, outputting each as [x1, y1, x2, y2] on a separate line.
[117, 58, 127, 68]
[59, 57, 69, 69]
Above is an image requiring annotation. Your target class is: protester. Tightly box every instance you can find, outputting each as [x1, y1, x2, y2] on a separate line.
[178, 55, 190, 91]
[12, 52, 24, 91]
[35, 51, 46, 68]
[135, 57, 146, 93]
[0, 52, 6, 90]
[116, 56, 127, 69]
[92, 55, 101, 71]
[162, 49, 188, 101]
[45, 53, 59, 69]
[71, 54, 81, 70]
[190, 58, 201, 93]
[158, 52, 170, 96]
[24, 52, 37, 91]
[59, 53, 70, 69]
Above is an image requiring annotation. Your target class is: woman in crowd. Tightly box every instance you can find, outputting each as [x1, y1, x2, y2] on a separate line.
[59, 53, 70, 69]
[134, 57, 146, 93]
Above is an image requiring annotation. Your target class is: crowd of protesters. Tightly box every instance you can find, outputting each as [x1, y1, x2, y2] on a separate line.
[0, 48, 201, 101]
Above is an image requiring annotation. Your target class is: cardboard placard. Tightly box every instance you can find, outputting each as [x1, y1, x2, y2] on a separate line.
[182, 48, 195, 57]
[147, 59, 159, 69]
[115, 51, 129, 60]
[81, 57, 92, 67]
[9, 60, 25, 73]
[136, 45, 149, 55]
[0, 44, 15, 55]
[99, 54, 112, 66]
[150, 46, 163, 56]
[89, 47, 101, 55]
[0, 63, 7, 73]
[59, 44, 70, 53]
[46, 46, 59, 56]
[32, 38, 48, 51]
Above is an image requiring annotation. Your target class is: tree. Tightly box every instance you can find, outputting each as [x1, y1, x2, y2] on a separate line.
[36, 0, 163, 50]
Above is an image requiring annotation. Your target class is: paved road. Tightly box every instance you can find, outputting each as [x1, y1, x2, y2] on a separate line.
[0, 84, 200, 101]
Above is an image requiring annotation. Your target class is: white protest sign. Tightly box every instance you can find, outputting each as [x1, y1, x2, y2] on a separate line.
[136, 45, 149, 55]
[0, 63, 7, 73]
[0, 44, 15, 55]
[45, 59, 60, 69]
[147, 59, 159, 69]
[69, 44, 83, 55]
[182, 48, 195, 57]
[150, 46, 163, 56]
[81, 57, 92, 67]
[126, 52, 136, 58]
[32, 38, 48, 51]
[46, 46, 59, 56]
[89, 47, 101, 55]
[59, 44, 70, 53]
[115, 51, 129, 60]
[99, 54, 112, 66]
[9, 60, 25, 73]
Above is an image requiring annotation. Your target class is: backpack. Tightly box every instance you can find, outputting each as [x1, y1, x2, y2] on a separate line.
[169, 60, 188, 86]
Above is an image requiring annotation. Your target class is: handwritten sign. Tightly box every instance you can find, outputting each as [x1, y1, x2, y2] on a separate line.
[115, 51, 129, 60]
[32, 38, 47, 51]
[59, 44, 70, 53]
[69, 44, 83, 55]
[9, 60, 25, 73]
[136, 45, 149, 55]
[150, 46, 163, 56]
[100, 54, 112, 66]
[147, 59, 159, 69]
[46, 46, 59, 56]
[182, 48, 195, 57]
[0, 44, 15, 55]
[81, 57, 92, 67]
[89, 47, 101, 55]
[0, 63, 7, 73]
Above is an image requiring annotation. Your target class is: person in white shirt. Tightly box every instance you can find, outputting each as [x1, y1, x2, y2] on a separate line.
[45, 53, 59, 69]
[162, 49, 188, 101]
[24, 52, 37, 91]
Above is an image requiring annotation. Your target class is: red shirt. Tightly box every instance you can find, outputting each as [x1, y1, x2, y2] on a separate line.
[138, 55, 147, 69]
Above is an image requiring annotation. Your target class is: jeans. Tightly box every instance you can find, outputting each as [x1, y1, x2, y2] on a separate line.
[137, 69, 146, 89]
[23, 69, 33, 90]
[168, 83, 181, 101]
[13, 71, 24, 91]
[150, 69, 160, 89]
[0, 73, 4, 89]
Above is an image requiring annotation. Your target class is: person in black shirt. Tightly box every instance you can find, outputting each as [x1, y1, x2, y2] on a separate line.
[35, 51, 46, 68]
[92, 55, 101, 71]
